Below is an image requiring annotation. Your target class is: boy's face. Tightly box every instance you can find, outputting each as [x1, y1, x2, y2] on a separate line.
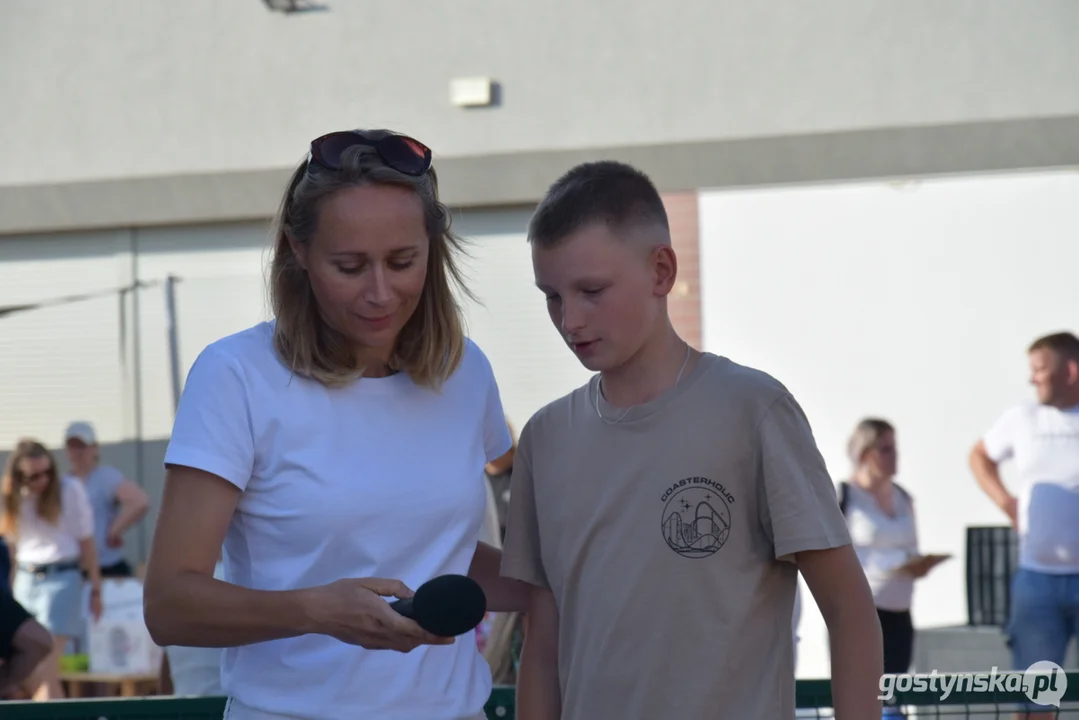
[532, 220, 672, 372]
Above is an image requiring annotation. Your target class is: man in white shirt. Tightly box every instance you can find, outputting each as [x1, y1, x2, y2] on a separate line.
[970, 331, 1079, 718]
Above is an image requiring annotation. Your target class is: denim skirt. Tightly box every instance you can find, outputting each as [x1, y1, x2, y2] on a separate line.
[13, 565, 84, 638]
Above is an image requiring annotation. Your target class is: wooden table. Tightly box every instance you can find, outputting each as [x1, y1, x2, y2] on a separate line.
[60, 671, 158, 698]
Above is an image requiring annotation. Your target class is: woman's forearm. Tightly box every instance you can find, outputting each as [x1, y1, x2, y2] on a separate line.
[78, 538, 102, 592]
[468, 542, 531, 613]
[144, 572, 318, 648]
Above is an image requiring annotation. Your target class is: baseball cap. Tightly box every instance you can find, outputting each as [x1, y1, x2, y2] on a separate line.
[64, 421, 97, 445]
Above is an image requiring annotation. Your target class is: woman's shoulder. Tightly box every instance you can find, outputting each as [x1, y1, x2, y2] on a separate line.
[429, 337, 499, 402]
[60, 475, 91, 505]
[455, 337, 497, 382]
[186, 322, 282, 388]
[893, 481, 914, 504]
[200, 321, 276, 365]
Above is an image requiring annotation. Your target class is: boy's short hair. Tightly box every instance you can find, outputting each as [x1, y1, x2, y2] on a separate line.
[528, 161, 669, 247]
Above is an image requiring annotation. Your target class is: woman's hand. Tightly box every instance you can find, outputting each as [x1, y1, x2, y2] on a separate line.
[898, 554, 951, 579]
[304, 578, 454, 652]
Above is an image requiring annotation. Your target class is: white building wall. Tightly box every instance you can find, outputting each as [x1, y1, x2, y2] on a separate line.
[3, 0, 1078, 186]
[698, 169, 1079, 679]
[452, 208, 593, 435]
[0, 231, 134, 449]
[134, 222, 275, 440]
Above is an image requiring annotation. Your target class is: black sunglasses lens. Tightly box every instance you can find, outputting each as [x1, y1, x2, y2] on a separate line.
[378, 136, 430, 175]
[311, 132, 430, 175]
[315, 132, 362, 170]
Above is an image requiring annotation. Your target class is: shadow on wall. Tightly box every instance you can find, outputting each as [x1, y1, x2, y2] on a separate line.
[0, 438, 170, 567]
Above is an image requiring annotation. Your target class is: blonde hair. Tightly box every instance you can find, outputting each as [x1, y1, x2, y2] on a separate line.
[269, 129, 471, 389]
[1, 439, 62, 539]
[847, 418, 895, 468]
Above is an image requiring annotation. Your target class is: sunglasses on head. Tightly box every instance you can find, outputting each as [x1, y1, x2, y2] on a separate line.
[308, 131, 433, 177]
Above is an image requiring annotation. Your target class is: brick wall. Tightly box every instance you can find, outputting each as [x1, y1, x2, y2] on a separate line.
[662, 191, 702, 349]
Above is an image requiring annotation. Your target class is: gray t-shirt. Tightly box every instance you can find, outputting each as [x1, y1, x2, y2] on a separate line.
[77, 465, 126, 568]
[501, 353, 851, 720]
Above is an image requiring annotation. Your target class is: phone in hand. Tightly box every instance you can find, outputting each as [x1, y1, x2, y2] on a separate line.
[895, 553, 952, 577]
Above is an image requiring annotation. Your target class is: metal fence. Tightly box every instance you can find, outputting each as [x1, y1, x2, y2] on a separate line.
[3, 675, 1078, 719]
[966, 525, 1019, 628]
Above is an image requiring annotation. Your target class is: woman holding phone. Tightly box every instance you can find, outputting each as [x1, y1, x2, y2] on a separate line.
[143, 128, 528, 720]
[840, 418, 950, 681]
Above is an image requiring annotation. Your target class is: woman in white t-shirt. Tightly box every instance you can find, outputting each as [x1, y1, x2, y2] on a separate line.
[1, 439, 103, 700]
[144, 129, 530, 720]
[841, 419, 944, 682]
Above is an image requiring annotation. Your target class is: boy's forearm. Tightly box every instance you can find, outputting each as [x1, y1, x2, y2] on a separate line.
[826, 601, 884, 719]
[517, 586, 562, 720]
[516, 643, 561, 720]
[798, 545, 884, 720]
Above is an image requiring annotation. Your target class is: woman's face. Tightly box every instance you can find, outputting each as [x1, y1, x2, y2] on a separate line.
[17, 455, 53, 496]
[864, 430, 898, 479]
[293, 184, 430, 370]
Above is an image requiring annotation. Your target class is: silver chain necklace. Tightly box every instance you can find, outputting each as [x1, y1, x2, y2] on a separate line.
[594, 343, 692, 425]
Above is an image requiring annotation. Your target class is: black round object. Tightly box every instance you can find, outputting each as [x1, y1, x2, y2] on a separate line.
[410, 574, 488, 637]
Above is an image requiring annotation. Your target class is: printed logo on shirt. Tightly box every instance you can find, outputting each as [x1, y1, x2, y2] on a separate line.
[660, 477, 734, 558]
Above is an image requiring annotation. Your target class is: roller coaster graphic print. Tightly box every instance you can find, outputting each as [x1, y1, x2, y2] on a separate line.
[661, 477, 733, 559]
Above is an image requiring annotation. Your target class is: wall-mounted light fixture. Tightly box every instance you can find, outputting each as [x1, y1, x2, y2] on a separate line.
[449, 77, 497, 109]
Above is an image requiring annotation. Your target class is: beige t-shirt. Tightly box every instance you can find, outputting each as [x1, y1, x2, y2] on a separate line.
[501, 353, 851, 720]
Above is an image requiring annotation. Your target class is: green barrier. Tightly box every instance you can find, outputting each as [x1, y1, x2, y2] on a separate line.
[3, 674, 1078, 719]
[0, 695, 224, 719]
[0, 691, 514, 719]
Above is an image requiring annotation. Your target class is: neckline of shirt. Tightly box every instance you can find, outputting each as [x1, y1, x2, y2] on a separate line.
[592, 352, 725, 426]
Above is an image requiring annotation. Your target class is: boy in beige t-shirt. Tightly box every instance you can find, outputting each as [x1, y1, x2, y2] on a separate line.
[500, 161, 884, 720]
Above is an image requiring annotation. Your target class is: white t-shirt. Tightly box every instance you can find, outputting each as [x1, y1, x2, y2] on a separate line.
[480, 478, 502, 549]
[844, 483, 919, 611]
[164, 321, 512, 720]
[16, 476, 94, 565]
[983, 402, 1079, 573]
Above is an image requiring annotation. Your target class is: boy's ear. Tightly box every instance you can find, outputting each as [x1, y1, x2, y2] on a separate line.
[652, 245, 678, 297]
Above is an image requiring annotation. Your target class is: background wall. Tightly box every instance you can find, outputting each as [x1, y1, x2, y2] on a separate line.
[3, 0, 1078, 186]
[698, 168, 1079, 678]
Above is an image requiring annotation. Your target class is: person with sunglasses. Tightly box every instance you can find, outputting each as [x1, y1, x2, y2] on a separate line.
[144, 129, 528, 720]
[1, 439, 103, 700]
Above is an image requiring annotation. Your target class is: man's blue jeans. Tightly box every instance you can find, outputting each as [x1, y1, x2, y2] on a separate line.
[1007, 568, 1079, 712]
